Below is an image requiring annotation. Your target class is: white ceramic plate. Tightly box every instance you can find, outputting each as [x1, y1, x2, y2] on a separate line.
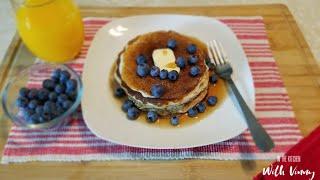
[82, 15, 254, 149]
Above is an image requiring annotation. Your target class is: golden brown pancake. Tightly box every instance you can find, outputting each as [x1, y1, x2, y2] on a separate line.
[114, 31, 210, 115]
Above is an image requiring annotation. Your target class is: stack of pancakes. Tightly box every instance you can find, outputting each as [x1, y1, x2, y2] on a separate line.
[114, 31, 210, 116]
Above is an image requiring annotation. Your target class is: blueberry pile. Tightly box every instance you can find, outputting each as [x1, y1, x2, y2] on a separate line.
[187, 95, 218, 118]
[118, 94, 151, 122]
[176, 43, 201, 77]
[135, 54, 179, 83]
[15, 69, 78, 124]
[116, 88, 182, 126]
[117, 90, 140, 120]
[115, 88, 218, 126]
[116, 39, 219, 125]
[134, 40, 206, 98]
[116, 88, 150, 122]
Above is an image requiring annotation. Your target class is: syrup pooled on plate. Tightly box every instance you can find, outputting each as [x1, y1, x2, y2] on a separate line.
[110, 63, 227, 128]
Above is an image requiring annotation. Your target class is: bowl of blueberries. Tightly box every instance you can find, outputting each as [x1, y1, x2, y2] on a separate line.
[1, 63, 82, 130]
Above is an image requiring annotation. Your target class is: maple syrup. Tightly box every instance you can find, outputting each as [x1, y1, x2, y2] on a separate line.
[110, 63, 227, 128]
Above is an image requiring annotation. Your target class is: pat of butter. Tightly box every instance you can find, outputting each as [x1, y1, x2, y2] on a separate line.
[152, 48, 180, 73]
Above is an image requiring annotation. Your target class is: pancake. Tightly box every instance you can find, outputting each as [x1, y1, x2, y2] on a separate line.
[114, 31, 210, 115]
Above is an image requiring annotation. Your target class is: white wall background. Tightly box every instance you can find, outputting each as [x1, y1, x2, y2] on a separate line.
[1, 0, 319, 64]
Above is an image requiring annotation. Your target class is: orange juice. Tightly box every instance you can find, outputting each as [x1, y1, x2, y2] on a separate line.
[16, 0, 84, 63]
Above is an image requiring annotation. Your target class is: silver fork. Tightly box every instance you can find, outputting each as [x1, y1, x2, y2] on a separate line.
[207, 40, 274, 152]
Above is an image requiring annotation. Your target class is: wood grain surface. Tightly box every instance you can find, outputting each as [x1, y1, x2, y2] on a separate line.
[1, 4, 320, 180]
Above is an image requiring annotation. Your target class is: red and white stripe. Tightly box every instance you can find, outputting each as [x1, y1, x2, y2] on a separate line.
[1, 17, 303, 164]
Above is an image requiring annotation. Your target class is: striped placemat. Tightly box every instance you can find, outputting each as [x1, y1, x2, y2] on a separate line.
[1, 17, 303, 163]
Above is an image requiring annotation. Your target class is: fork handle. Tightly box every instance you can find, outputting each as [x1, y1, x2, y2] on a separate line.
[226, 78, 274, 152]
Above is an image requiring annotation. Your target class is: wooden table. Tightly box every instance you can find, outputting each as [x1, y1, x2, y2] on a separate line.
[1, 4, 319, 179]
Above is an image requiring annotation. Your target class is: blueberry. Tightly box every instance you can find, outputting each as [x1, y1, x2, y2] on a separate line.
[151, 84, 165, 98]
[167, 39, 177, 49]
[207, 96, 218, 106]
[48, 92, 58, 101]
[60, 77, 68, 84]
[147, 111, 158, 123]
[196, 102, 206, 113]
[51, 76, 60, 83]
[62, 100, 73, 109]
[28, 100, 38, 109]
[59, 70, 71, 84]
[42, 79, 55, 90]
[49, 110, 58, 118]
[150, 66, 160, 77]
[136, 63, 150, 77]
[187, 44, 197, 54]
[35, 105, 44, 114]
[52, 68, 61, 80]
[16, 97, 28, 108]
[56, 101, 64, 109]
[54, 84, 65, 94]
[127, 107, 140, 120]
[187, 107, 198, 117]
[19, 87, 30, 98]
[22, 108, 35, 118]
[65, 87, 74, 94]
[175, 57, 186, 68]
[170, 116, 179, 126]
[54, 101, 64, 110]
[43, 101, 55, 113]
[189, 66, 201, 77]
[60, 70, 71, 79]
[168, 70, 179, 81]
[27, 113, 40, 124]
[122, 99, 134, 112]
[55, 104, 65, 115]
[66, 79, 77, 91]
[159, 69, 168, 80]
[40, 111, 52, 122]
[210, 74, 218, 84]
[67, 90, 77, 100]
[37, 88, 49, 101]
[114, 87, 126, 98]
[38, 115, 50, 123]
[28, 88, 38, 99]
[136, 54, 147, 65]
[46, 109, 56, 118]
[188, 55, 198, 65]
[57, 94, 68, 103]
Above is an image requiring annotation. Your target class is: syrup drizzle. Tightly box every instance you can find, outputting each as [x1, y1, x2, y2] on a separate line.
[110, 63, 227, 128]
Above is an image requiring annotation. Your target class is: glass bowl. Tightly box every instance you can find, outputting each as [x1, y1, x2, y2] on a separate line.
[1, 63, 82, 130]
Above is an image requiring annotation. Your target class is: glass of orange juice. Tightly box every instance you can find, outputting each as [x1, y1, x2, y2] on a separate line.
[11, 0, 84, 63]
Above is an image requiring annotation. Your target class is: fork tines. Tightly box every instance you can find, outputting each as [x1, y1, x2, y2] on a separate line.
[207, 40, 227, 65]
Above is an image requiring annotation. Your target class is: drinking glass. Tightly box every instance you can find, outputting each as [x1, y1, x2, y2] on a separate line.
[10, 0, 84, 63]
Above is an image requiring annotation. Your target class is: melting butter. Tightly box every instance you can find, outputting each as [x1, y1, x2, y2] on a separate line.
[152, 48, 180, 72]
